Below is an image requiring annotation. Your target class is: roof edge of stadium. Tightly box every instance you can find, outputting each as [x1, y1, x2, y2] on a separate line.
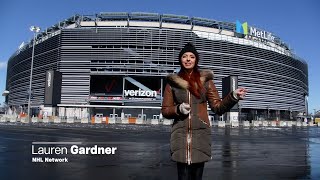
[13, 12, 306, 64]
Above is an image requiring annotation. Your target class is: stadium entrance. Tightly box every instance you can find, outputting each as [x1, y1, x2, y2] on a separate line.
[88, 75, 165, 118]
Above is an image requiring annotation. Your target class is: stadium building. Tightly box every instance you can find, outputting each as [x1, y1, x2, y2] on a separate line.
[4, 12, 308, 121]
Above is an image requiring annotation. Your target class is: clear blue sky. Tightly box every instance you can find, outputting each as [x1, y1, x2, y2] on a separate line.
[0, 0, 319, 113]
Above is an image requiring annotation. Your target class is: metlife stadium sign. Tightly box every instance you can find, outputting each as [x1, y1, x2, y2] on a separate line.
[236, 20, 275, 43]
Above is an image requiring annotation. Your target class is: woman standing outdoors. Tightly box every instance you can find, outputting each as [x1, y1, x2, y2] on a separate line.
[161, 43, 248, 180]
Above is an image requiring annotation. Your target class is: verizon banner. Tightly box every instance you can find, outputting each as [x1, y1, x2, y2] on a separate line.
[44, 70, 61, 106]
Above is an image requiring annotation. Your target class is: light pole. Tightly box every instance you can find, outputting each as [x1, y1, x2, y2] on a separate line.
[289, 107, 292, 120]
[238, 103, 242, 122]
[27, 26, 40, 122]
[267, 105, 270, 120]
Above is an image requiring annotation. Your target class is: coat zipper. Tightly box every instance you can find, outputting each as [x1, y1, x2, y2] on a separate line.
[187, 90, 192, 165]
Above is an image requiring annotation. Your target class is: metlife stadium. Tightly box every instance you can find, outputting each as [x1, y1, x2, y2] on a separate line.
[5, 12, 308, 121]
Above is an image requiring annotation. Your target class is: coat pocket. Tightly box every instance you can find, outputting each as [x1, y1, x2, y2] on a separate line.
[199, 118, 210, 127]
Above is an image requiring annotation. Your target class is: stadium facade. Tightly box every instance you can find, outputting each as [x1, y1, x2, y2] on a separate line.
[4, 12, 308, 121]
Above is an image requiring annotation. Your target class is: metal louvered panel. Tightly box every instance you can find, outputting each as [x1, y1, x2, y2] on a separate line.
[7, 35, 60, 106]
[7, 17, 308, 114]
[57, 27, 307, 111]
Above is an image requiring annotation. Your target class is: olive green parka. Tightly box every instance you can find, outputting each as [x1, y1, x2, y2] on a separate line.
[161, 69, 238, 164]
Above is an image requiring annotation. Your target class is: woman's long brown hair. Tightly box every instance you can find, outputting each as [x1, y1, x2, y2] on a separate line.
[178, 68, 203, 99]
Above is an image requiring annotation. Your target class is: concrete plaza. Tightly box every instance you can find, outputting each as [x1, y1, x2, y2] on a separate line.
[0, 123, 319, 180]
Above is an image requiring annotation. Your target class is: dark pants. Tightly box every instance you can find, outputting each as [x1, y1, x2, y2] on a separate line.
[177, 162, 205, 180]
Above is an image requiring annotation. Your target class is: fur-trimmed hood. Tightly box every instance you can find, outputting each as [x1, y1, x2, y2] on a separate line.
[166, 69, 214, 89]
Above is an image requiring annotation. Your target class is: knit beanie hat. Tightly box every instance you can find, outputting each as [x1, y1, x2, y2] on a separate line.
[178, 43, 199, 66]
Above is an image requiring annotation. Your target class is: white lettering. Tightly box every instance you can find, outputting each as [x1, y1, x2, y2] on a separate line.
[268, 32, 275, 41]
[123, 89, 157, 97]
[70, 145, 78, 154]
[250, 27, 256, 36]
[145, 91, 151, 97]
[124, 90, 130, 96]
[45, 157, 68, 163]
[140, 90, 145, 96]
[112, 147, 117, 154]
[249, 27, 275, 42]
[70, 145, 117, 155]
[32, 145, 68, 155]
[232, 78, 236, 91]
[262, 31, 266, 39]
[129, 90, 135, 96]
[256, 31, 260, 37]
[47, 72, 51, 88]
[152, 91, 157, 97]
[32, 145, 38, 154]
[32, 157, 43, 162]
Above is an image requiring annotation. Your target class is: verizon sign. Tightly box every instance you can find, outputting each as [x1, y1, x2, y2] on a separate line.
[124, 89, 157, 97]
[44, 70, 61, 106]
[47, 71, 51, 88]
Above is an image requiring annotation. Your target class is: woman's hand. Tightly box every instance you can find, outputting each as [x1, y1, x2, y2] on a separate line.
[178, 102, 191, 115]
[234, 88, 248, 100]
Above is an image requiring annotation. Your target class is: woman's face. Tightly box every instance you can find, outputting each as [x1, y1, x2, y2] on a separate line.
[181, 52, 196, 70]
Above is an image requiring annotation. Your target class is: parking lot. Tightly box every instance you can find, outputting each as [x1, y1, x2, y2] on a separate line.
[0, 123, 319, 180]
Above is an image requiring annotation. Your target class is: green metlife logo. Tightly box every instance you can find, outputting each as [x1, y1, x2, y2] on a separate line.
[236, 20, 275, 42]
[236, 20, 248, 35]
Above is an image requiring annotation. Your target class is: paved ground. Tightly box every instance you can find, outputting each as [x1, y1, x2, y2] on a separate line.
[0, 123, 319, 180]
